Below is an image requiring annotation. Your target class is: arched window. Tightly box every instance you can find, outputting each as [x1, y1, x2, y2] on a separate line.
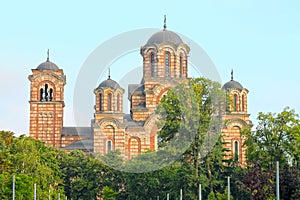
[107, 93, 112, 111]
[107, 140, 112, 152]
[45, 84, 49, 101]
[233, 94, 237, 111]
[99, 93, 103, 111]
[185, 58, 188, 78]
[179, 54, 183, 78]
[39, 83, 54, 102]
[40, 88, 44, 101]
[165, 52, 170, 77]
[151, 53, 155, 77]
[234, 141, 239, 161]
[242, 95, 245, 111]
[117, 94, 120, 111]
[49, 88, 53, 101]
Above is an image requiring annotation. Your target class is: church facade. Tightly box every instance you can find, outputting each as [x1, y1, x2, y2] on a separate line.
[28, 24, 251, 165]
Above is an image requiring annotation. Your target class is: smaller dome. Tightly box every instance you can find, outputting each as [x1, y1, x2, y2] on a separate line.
[222, 80, 243, 91]
[146, 30, 183, 46]
[37, 60, 59, 70]
[97, 78, 121, 89]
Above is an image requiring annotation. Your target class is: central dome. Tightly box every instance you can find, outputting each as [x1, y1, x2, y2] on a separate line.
[146, 30, 183, 46]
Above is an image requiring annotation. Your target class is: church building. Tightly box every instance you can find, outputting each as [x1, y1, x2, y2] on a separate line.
[28, 21, 251, 165]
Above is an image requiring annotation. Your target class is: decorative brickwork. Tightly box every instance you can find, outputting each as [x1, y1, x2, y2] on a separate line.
[29, 28, 251, 165]
[28, 61, 66, 148]
[222, 76, 251, 166]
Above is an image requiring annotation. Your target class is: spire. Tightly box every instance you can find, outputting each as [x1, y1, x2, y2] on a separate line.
[231, 69, 234, 81]
[108, 68, 111, 80]
[46, 49, 50, 62]
[163, 15, 167, 30]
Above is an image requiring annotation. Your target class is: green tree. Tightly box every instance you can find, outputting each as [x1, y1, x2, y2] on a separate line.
[10, 135, 65, 199]
[243, 107, 300, 169]
[208, 191, 217, 200]
[156, 78, 228, 198]
[0, 131, 14, 174]
[216, 187, 233, 200]
[0, 132, 66, 199]
[102, 186, 118, 200]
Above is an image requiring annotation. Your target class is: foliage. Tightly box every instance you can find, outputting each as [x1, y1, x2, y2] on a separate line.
[102, 186, 118, 200]
[242, 107, 300, 169]
[216, 187, 233, 200]
[156, 78, 229, 199]
[241, 108, 300, 199]
[280, 164, 300, 199]
[0, 131, 65, 199]
[208, 191, 217, 200]
[1, 88, 300, 199]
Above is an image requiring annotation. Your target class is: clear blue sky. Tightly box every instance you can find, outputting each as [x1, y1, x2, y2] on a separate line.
[1, 0, 300, 135]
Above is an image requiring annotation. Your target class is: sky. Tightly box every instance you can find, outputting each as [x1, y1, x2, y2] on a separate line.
[0, 0, 300, 135]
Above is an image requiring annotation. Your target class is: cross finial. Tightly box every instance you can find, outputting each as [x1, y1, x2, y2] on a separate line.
[108, 68, 111, 80]
[163, 15, 167, 30]
[47, 49, 50, 62]
[231, 69, 234, 80]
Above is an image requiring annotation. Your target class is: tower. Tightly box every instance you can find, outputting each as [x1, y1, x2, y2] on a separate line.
[133, 16, 190, 121]
[222, 70, 251, 166]
[28, 51, 66, 147]
[93, 74, 125, 155]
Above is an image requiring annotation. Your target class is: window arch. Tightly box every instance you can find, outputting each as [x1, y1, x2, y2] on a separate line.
[107, 93, 112, 111]
[39, 83, 54, 102]
[185, 58, 188, 78]
[40, 88, 44, 101]
[45, 84, 48, 101]
[99, 93, 103, 111]
[49, 88, 53, 101]
[117, 94, 120, 111]
[233, 94, 237, 111]
[242, 94, 245, 111]
[107, 140, 113, 152]
[165, 52, 170, 77]
[179, 54, 183, 78]
[234, 141, 239, 162]
[151, 53, 155, 77]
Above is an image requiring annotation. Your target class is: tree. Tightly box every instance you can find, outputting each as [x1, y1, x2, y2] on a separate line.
[0, 132, 66, 199]
[216, 187, 233, 200]
[242, 162, 275, 200]
[242, 108, 300, 199]
[280, 164, 300, 199]
[10, 135, 65, 199]
[102, 186, 118, 200]
[62, 150, 101, 200]
[0, 131, 14, 174]
[156, 78, 228, 198]
[242, 107, 300, 169]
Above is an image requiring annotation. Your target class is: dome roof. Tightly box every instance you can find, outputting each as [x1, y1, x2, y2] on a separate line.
[222, 70, 244, 91]
[36, 60, 59, 70]
[222, 80, 243, 91]
[146, 30, 183, 46]
[97, 77, 121, 89]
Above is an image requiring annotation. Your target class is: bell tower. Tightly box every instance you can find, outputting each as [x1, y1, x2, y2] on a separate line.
[222, 70, 251, 166]
[28, 50, 66, 147]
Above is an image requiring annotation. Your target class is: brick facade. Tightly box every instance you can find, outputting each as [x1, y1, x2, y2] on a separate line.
[29, 27, 251, 165]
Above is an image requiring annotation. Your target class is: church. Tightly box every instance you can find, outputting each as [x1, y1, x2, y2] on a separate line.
[28, 21, 251, 165]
